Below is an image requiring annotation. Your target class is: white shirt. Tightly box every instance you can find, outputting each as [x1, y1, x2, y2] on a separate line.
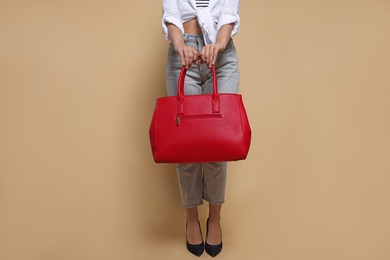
[162, 0, 240, 45]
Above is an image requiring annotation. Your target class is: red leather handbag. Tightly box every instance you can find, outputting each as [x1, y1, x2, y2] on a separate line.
[149, 65, 251, 163]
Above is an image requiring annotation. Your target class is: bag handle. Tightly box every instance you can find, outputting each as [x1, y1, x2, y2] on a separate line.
[177, 65, 220, 115]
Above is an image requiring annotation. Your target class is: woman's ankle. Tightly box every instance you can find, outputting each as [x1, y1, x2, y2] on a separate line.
[208, 203, 222, 222]
[208, 216, 221, 223]
[185, 207, 199, 223]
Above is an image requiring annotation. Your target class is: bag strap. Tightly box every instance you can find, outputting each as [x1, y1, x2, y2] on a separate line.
[177, 65, 220, 115]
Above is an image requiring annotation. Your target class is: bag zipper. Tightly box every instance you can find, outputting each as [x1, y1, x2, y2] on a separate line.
[176, 114, 222, 126]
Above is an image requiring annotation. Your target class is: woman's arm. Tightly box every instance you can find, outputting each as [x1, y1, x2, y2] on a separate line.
[167, 23, 199, 69]
[200, 23, 234, 68]
[201, 0, 240, 67]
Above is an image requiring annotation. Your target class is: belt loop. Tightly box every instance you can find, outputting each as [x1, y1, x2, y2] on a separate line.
[182, 33, 188, 42]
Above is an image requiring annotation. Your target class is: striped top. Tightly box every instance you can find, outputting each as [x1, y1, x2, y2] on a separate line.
[195, 0, 210, 8]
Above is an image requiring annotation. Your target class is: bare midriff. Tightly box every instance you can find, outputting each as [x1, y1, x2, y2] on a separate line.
[183, 18, 202, 35]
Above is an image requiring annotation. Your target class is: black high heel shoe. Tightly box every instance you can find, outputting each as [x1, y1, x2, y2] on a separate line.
[186, 220, 204, 257]
[205, 218, 223, 257]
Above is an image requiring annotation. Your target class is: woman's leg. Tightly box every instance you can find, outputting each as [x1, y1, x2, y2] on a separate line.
[185, 207, 203, 244]
[201, 38, 240, 246]
[166, 34, 206, 246]
[202, 162, 226, 246]
[207, 203, 222, 244]
[176, 163, 204, 244]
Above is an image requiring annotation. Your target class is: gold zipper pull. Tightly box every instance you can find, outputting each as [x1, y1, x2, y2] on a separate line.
[176, 116, 180, 126]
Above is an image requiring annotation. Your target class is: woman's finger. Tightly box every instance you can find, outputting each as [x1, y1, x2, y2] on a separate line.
[205, 45, 211, 66]
[179, 49, 185, 66]
[184, 49, 191, 68]
[210, 45, 216, 68]
[200, 47, 206, 63]
[212, 46, 220, 66]
[209, 45, 216, 68]
[192, 49, 199, 63]
[188, 50, 194, 67]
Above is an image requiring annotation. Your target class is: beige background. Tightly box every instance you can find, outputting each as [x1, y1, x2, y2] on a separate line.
[1, 1, 390, 259]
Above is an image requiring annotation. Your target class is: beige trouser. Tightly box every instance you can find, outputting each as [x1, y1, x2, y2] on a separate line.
[165, 33, 239, 208]
[176, 163, 227, 208]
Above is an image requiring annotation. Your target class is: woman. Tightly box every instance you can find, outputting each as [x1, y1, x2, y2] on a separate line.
[162, 0, 240, 257]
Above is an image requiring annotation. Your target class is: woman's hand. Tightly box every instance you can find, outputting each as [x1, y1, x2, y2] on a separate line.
[173, 42, 199, 69]
[167, 23, 199, 69]
[200, 41, 227, 68]
[200, 23, 234, 68]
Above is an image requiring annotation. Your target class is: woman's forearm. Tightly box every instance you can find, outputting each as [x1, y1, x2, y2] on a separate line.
[166, 22, 199, 68]
[215, 23, 234, 48]
[167, 23, 185, 48]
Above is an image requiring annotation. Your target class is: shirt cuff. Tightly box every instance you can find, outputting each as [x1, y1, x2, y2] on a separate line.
[217, 12, 240, 37]
[162, 16, 185, 40]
